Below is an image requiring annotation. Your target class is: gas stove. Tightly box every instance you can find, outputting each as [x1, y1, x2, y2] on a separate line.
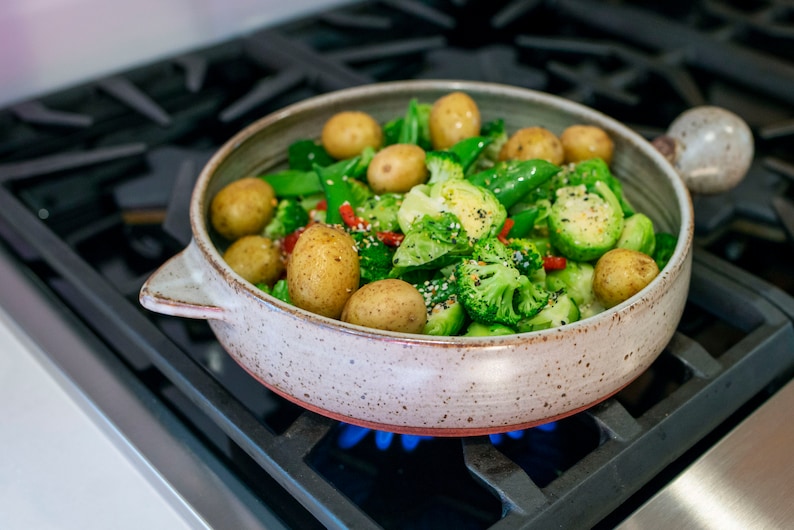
[1, 1, 793, 529]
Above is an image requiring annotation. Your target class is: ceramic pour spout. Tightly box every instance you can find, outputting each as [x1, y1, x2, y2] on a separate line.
[139, 240, 228, 321]
[652, 106, 754, 195]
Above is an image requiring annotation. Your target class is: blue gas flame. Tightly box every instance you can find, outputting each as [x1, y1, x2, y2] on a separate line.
[337, 421, 557, 451]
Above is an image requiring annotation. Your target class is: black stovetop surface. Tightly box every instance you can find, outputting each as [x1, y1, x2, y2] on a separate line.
[1, 1, 793, 528]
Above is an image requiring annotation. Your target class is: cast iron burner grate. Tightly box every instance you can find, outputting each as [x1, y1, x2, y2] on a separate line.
[1, 1, 793, 528]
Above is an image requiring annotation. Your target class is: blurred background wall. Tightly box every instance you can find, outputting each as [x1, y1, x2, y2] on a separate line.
[0, 0, 352, 107]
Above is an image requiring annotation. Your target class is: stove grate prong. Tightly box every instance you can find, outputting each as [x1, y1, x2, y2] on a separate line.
[9, 101, 93, 128]
[325, 36, 447, 64]
[173, 54, 209, 93]
[320, 10, 393, 30]
[380, 0, 456, 29]
[218, 68, 305, 123]
[96, 76, 172, 127]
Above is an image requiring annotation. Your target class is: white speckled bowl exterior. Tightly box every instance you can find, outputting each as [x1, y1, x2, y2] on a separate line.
[140, 80, 694, 436]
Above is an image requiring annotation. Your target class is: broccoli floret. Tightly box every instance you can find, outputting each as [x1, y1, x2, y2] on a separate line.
[506, 239, 544, 276]
[472, 237, 548, 311]
[617, 213, 656, 256]
[456, 237, 551, 326]
[392, 212, 471, 272]
[263, 198, 310, 239]
[456, 259, 524, 326]
[397, 178, 507, 242]
[463, 321, 515, 337]
[515, 276, 550, 319]
[547, 181, 624, 262]
[472, 236, 515, 265]
[355, 193, 403, 232]
[424, 296, 467, 336]
[426, 150, 465, 185]
[350, 231, 395, 284]
[516, 290, 580, 332]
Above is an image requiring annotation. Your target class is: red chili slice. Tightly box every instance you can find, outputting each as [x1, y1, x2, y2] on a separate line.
[376, 231, 404, 247]
[338, 203, 371, 230]
[497, 218, 515, 245]
[543, 255, 567, 271]
[282, 227, 305, 254]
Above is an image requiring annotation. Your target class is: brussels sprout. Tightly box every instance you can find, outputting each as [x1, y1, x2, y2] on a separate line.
[434, 178, 507, 240]
[397, 178, 507, 241]
[617, 213, 656, 256]
[545, 261, 604, 319]
[463, 321, 516, 337]
[392, 212, 471, 271]
[424, 297, 467, 336]
[355, 193, 403, 232]
[547, 181, 624, 262]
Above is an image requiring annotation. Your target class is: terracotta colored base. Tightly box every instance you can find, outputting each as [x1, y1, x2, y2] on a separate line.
[241, 361, 634, 437]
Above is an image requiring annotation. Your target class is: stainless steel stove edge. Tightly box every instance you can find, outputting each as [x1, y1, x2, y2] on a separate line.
[0, 244, 285, 530]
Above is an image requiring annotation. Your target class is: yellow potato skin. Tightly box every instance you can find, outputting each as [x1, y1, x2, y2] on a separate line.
[321, 111, 383, 160]
[593, 248, 659, 308]
[210, 177, 276, 241]
[498, 126, 564, 165]
[287, 224, 360, 319]
[367, 144, 428, 194]
[341, 279, 427, 334]
[560, 124, 615, 165]
[429, 91, 481, 150]
[223, 235, 284, 287]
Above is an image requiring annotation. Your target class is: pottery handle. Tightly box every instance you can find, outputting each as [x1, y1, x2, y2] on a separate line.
[139, 240, 227, 321]
[651, 106, 754, 195]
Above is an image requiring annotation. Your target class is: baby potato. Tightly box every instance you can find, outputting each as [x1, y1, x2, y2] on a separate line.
[560, 124, 615, 165]
[341, 279, 427, 334]
[367, 144, 428, 194]
[210, 177, 276, 241]
[429, 91, 481, 150]
[223, 235, 284, 287]
[593, 248, 660, 309]
[287, 224, 360, 319]
[498, 126, 564, 165]
[321, 111, 383, 160]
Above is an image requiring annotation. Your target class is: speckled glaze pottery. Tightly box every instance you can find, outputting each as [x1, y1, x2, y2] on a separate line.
[139, 80, 694, 436]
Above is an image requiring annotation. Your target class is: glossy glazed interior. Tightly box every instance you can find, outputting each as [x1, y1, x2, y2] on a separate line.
[182, 80, 693, 435]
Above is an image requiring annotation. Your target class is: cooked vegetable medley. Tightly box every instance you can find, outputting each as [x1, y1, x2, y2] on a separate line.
[210, 92, 678, 336]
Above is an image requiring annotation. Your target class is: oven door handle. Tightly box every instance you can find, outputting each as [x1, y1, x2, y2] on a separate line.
[139, 240, 228, 321]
